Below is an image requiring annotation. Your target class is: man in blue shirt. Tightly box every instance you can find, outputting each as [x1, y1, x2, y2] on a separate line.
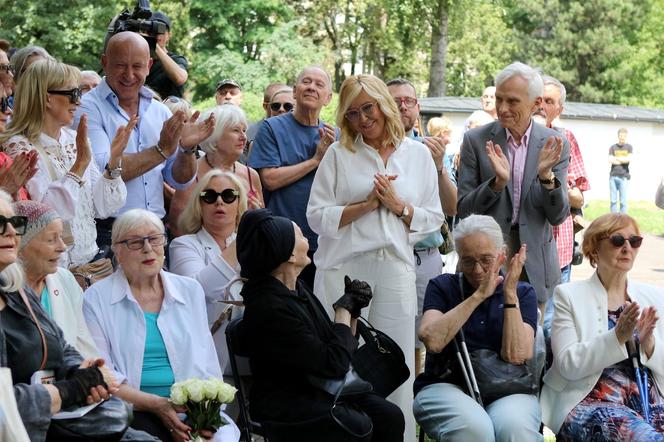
[74, 32, 213, 249]
[249, 66, 335, 288]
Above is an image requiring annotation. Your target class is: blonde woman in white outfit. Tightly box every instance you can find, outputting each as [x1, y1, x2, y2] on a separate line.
[307, 74, 444, 442]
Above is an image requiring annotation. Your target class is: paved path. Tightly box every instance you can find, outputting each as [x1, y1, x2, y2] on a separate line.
[571, 233, 664, 286]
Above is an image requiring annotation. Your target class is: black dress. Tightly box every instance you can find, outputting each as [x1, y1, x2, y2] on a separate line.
[240, 275, 404, 442]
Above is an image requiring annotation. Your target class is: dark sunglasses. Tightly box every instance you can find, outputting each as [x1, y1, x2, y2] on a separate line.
[1, 96, 9, 113]
[603, 234, 643, 249]
[0, 215, 28, 236]
[47, 88, 82, 104]
[200, 188, 239, 204]
[270, 102, 294, 112]
[0, 64, 14, 74]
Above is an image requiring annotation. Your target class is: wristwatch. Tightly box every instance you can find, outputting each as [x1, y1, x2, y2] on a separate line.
[105, 161, 123, 179]
[399, 204, 410, 219]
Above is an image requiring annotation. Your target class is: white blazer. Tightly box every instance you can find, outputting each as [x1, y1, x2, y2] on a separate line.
[540, 271, 664, 433]
[44, 267, 98, 359]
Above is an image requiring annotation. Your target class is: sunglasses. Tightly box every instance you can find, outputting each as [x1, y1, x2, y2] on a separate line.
[0, 215, 28, 236]
[1, 96, 9, 113]
[200, 188, 239, 205]
[345, 102, 378, 122]
[0, 64, 14, 75]
[270, 102, 294, 112]
[603, 234, 643, 249]
[116, 233, 167, 251]
[393, 97, 418, 108]
[47, 88, 82, 104]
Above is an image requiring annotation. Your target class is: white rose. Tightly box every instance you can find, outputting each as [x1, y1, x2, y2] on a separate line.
[202, 379, 218, 401]
[216, 382, 237, 403]
[170, 383, 188, 405]
[187, 379, 205, 403]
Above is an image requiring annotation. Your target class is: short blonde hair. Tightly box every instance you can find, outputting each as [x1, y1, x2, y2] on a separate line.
[582, 213, 640, 268]
[336, 75, 405, 152]
[199, 105, 248, 155]
[178, 170, 248, 234]
[111, 209, 165, 253]
[427, 116, 453, 137]
[0, 59, 81, 144]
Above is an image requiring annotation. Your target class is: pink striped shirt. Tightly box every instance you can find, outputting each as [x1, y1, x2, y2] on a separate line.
[506, 123, 533, 224]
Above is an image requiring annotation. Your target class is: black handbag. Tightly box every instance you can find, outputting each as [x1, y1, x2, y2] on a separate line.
[308, 366, 373, 398]
[46, 397, 132, 441]
[469, 349, 538, 405]
[352, 317, 410, 398]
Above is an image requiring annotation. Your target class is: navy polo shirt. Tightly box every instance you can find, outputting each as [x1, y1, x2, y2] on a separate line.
[413, 272, 538, 396]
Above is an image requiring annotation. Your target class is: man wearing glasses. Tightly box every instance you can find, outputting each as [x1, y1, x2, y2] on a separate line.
[248, 65, 335, 289]
[0, 49, 15, 100]
[387, 78, 457, 375]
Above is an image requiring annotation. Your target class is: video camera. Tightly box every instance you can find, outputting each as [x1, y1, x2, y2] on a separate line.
[105, 0, 167, 55]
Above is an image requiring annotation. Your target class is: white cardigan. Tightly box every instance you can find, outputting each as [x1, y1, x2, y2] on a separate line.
[44, 267, 98, 359]
[540, 271, 664, 433]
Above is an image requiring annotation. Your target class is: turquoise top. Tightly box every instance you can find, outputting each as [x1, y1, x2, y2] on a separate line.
[40, 287, 52, 318]
[140, 312, 175, 397]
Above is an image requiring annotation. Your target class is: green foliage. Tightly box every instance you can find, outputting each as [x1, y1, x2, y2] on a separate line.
[584, 200, 664, 235]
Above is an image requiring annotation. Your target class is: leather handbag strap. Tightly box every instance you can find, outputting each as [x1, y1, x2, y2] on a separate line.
[17, 289, 48, 371]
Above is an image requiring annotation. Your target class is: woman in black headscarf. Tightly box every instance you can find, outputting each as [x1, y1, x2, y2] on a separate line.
[236, 209, 404, 442]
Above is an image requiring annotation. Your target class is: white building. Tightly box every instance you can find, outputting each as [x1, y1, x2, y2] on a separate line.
[420, 97, 664, 203]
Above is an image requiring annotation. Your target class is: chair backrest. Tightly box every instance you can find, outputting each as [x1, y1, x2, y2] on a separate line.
[225, 316, 263, 441]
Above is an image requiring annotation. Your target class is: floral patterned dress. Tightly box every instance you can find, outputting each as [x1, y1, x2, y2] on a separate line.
[558, 306, 664, 441]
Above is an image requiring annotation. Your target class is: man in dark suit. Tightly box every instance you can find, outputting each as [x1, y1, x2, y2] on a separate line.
[457, 62, 569, 312]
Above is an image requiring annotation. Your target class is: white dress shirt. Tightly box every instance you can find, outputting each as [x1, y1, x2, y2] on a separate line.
[3, 129, 126, 266]
[169, 228, 238, 371]
[307, 136, 444, 269]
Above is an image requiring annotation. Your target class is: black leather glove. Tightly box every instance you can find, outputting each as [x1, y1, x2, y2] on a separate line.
[333, 275, 373, 318]
[54, 366, 107, 409]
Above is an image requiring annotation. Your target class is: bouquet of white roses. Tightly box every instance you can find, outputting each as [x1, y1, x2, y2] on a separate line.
[170, 378, 237, 440]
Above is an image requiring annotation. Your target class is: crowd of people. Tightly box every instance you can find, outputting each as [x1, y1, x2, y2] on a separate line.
[0, 10, 662, 442]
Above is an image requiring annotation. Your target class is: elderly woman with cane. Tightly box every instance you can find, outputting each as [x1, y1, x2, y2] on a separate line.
[541, 213, 664, 441]
[413, 214, 541, 441]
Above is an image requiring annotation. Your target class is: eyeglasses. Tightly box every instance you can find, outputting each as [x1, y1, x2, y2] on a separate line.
[459, 255, 496, 270]
[345, 102, 378, 122]
[0, 216, 28, 236]
[1, 97, 9, 114]
[115, 233, 167, 251]
[602, 234, 643, 249]
[270, 102, 294, 112]
[47, 88, 82, 104]
[0, 64, 14, 75]
[393, 97, 418, 108]
[200, 188, 239, 205]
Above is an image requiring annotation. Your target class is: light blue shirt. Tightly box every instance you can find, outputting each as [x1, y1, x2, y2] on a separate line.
[82, 269, 222, 387]
[73, 79, 193, 218]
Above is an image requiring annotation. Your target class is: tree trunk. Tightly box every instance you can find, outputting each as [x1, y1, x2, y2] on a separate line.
[427, 0, 449, 97]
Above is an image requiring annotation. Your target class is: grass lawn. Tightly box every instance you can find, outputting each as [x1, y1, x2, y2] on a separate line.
[583, 200, 664, 235]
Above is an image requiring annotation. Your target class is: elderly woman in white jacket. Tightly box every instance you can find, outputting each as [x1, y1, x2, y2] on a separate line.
[541, 213, 664, 441]
[14, 200, 97, 359]
[169, 169, 248, 372]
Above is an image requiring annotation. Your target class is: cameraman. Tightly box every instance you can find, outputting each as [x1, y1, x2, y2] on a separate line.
[145, 11, 188, 98]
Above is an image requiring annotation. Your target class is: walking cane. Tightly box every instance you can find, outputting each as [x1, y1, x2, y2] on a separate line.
[452, 329, 483, 407]
[627, 339, 651, 424]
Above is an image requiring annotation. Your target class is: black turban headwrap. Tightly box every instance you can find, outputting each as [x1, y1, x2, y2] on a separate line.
[236, 209, 296, 279]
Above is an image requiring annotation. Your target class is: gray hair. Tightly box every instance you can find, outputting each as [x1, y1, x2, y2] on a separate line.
[111, 209, 165, 250]
[453, 214, 504, 252]
[10, 46, 54, 82]
[80, 70, 102, 82]
[0, 190, 25, 292]
[199, 105, 248, 154]
[542, 75, 567, 105]
[495, 62, 543, 101]
[295, 66, 332, 92]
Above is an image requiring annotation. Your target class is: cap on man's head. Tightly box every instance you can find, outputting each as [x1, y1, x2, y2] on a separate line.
[151, 11, 171, 31]
[216, 79, 241, 91]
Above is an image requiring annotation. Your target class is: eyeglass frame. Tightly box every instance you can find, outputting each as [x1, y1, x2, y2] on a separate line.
[269, 101, 294, 112]
[47, 88, 82, 104]
[0, 215, 29, 236]
[0, 64, 15, 75]
[393, 96, 418, 108]
[601, 234, 643, 249]
[458, 254, 496, 271]
[199, 188, 240, 205]
[114, 233, 168, 251]
[344, 101, 379, 123]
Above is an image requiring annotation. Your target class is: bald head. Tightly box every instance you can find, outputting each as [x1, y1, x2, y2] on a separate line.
[102, 32, 152, 107]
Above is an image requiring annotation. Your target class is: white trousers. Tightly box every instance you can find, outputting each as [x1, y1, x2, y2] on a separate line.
[314, 249, 417, 442]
